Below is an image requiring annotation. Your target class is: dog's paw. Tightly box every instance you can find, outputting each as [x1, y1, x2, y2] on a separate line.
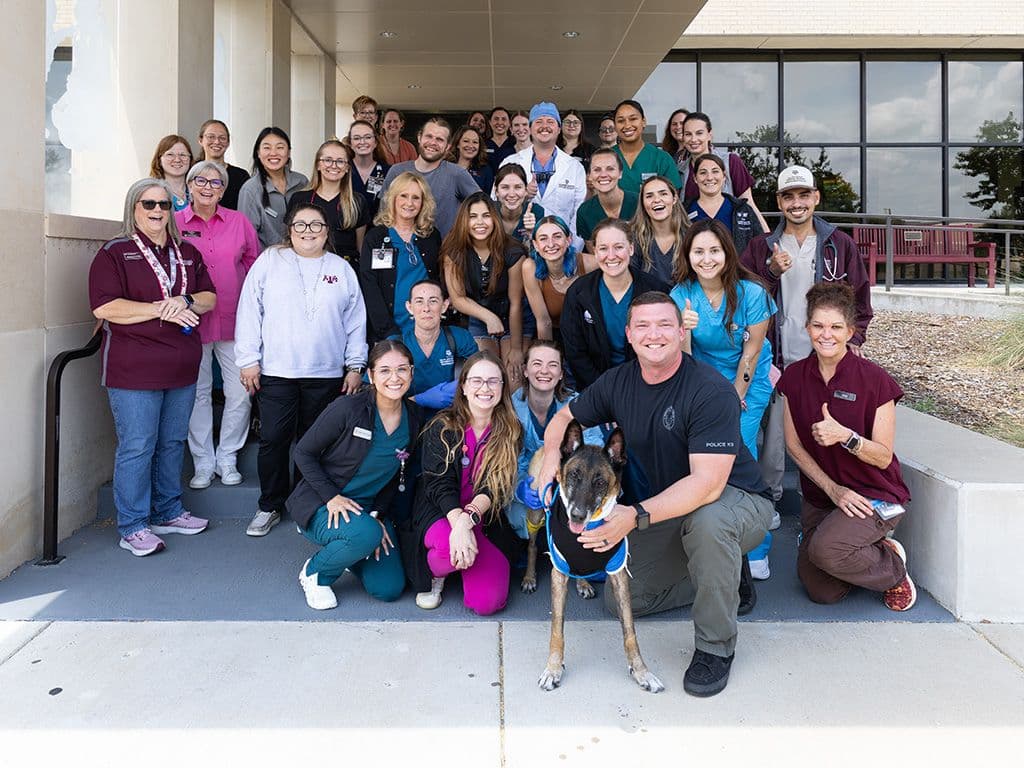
[576, 579, 597, 599]
[538, 665, 564, 691]
[629, 665, 665, 693]
[520, 575, 538, 593]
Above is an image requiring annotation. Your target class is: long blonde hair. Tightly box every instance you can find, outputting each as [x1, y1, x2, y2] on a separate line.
[427, 350, 522, 518]
[305, 140, 361, 230]
[374, 171, 437, 237]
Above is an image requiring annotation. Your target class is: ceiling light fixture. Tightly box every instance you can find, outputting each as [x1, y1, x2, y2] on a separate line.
[550, 84, 564, 91]
[562, 31, 580, 39]
[407, 84, 421, 89]
[379, 31, 398, 38]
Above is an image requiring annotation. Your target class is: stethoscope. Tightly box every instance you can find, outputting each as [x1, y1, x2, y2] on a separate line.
[820, 240, 847, 282]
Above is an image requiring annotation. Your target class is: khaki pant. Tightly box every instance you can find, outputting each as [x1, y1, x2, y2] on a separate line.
[606, 485, 774, 657]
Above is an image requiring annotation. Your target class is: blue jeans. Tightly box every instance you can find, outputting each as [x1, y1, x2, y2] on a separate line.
[107, 385, 196, 537]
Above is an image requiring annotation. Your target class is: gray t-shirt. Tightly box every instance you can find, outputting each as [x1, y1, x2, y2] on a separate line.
[383, 160, 480, 237]
[778, 233, 817, 368]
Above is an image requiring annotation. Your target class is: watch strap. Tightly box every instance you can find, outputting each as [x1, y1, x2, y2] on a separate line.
[634, 501, 650, 531]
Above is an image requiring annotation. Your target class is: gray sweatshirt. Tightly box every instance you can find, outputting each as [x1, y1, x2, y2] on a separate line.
[235, 246, 367, 378]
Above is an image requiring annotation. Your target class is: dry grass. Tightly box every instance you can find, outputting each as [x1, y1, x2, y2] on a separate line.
[980, 312, 1024, 371]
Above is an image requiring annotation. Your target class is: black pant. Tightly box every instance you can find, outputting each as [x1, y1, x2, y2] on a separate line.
[256, 375, 342, 513]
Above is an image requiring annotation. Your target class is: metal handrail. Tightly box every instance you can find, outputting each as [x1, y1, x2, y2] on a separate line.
[38, 322, 103, 566]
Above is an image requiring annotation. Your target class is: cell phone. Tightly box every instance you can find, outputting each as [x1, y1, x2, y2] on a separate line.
[871, 500, 905, 520]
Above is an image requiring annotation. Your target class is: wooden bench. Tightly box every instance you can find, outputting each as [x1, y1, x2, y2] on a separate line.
[852, 223, 997, 288]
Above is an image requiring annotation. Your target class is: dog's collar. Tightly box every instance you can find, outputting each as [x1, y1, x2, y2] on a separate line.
[557, 485, 618, 528]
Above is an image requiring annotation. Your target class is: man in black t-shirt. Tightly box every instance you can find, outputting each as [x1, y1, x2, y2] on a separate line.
[535, 291, 773, 698]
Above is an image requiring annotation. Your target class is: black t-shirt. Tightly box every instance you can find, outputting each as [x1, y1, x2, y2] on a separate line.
[288, 190, 372, 263]
[570, 356, 768, 499]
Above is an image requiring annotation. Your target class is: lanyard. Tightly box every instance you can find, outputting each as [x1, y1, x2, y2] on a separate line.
[132, 233, 187, 299]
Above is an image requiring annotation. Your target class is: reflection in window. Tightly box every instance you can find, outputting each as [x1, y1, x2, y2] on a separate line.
[728, 146, 779, 214]
[949, 145, 1024, 220]
[632, 62, 696, 142]
[803, 147, 860, 213]
[784, 61, 859, 143]
[701, 61, 778, 142]
[866, 60, 941, 142]
[948, 60, 1023, 143]
[866, 148, 941, 215]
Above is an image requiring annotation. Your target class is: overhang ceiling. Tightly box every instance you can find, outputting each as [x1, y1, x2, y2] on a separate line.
[286, 0, 708, 112]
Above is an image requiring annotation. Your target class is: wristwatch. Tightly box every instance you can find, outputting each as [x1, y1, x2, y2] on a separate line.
[182, 293, 195, 309]
[465, 509, 481, 526]
[634, 501, 651, 531]
[346, 365, 366, 376]
[842, 430, 863, 454]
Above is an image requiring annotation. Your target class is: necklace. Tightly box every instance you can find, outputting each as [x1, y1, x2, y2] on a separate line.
[704, 287, 725, 309]
[292, 251, 326, 321]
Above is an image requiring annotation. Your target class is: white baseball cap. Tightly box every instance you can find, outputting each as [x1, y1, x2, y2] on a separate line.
[777, 165, 815, 192]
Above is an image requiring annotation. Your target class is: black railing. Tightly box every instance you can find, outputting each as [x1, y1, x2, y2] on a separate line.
[38, 323, 103, 566]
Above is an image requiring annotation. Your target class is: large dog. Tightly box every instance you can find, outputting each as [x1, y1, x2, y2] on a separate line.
[535, 421, 663, 693]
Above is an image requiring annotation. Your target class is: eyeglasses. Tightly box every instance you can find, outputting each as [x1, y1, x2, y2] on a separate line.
[202, 134, 228, 144]
[375, 365, 413, 379]
[350, 134, 374, 143]
[319, 157, 349, 167]
[598, 127, 617, 134]
[162, 152, 190, 160]
[562, 119, 582, 127]
[138, 199, 172, 211]
[291, 221, 326, 233]
[191, 177, 224, 188]
[357, 110, 378, 119]
[466, 376, 503, 390]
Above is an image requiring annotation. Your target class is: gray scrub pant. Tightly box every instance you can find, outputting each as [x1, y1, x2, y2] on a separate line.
[606, 485, 774, 658]
[757, 391, 786, 503]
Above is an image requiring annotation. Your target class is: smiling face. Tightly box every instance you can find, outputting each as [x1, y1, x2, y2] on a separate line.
[199, 124, 229, 161]
[382, 111, 404, 140]
[682, 117, 711, 156]
[593, 225, 632, 279]
[349, 125, 377, 158]
[688, 230, 726, 283]
[642, 179, 676, 222]
[392, 180, 424, 224]
[669, 111, 688, 143]
[468, 112, 487, 133]
[317, 144, 350, 184]
[134, 186, 172, 241]
[160, 142, 191, 180]
[418, 122, 451, 163]
[406, 281, 447, 332]
[462, 359, 504, 415]
[495, 173, 526, 210]
[588, 153, 622, 194]
[369, 349, 413, 402]
[458, 130, 481, 163]
[511, 115, 530, 142]
[289, 208, 328, 257]
[525, 345, 563, 396]
[614, 105, 645, 146]
[695, 157, 726, 197]
[561, 114, 582, 140]
[259, 133, 289, 173]
[489, 109, 510, 137]
[626, 302, 685, 369]
[807, 306, 855, 362]
[777, 187, 820, 227]
[531, 116, 560, 146]
[188, 169, 225, 210]
[532, 221, 569, 264]
[467, 201, 494, 242]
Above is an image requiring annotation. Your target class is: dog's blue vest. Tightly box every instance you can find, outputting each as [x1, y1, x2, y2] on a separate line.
[546, 504, 628, 580]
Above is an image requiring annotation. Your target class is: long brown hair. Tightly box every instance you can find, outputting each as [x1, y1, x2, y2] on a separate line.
[449, 125, 488, 170]
[305, 140, 360, 229]
[674, 218, 762, 341]
[428, 350, 523, 518]
[631, 175, 687, 273]
[149, 135, 194, 179]
[660, 108, 689, 156]
[441, 192, 510, 297]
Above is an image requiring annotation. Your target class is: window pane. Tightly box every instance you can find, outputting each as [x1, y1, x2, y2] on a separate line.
[784, 61, 860, 143]
[865, 148, 941, 215]
[730, 146, 779, 214]
[800, 147, 861, 213]
[632, 61, 696, 143]
[866, 61, 941, 142]
[949, 145, 1024, 220]
[701, 61, 779, 143]
[948, 60, 1023, 142]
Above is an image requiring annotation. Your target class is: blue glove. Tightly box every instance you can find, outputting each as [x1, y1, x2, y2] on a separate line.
[515, 476, 544, 509]
[414, 380, 457, 410]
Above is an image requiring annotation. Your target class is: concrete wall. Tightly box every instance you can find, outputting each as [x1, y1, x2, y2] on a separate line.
[895, 406, 1024, 622]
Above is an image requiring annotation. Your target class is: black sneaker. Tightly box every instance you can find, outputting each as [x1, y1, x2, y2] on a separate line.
[684, 650, 734, 697]
[738, 554, 757, 616]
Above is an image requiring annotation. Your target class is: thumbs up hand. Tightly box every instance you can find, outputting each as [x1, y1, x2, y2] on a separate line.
[681, 298, 699, 331]
[811, 401, 851, 447]
[770, 242, 793, 276]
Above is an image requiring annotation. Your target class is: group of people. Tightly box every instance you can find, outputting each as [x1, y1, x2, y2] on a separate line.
[89, 95, 917, 699]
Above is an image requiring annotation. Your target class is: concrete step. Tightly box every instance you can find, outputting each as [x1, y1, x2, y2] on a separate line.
[182, 439, 259, 477]
[97, 475, 260, 521]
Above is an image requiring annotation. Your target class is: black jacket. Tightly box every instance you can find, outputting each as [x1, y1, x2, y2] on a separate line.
[285, 389, 423, 529]
[358, 225, 442, 342]
[560, 267, 668, 390]
[399, 418, 522, 592]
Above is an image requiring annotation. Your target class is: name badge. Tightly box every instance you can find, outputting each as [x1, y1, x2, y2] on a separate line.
[366, 177, 383, 196]
[353, 427, 373, 440]
[641, 172, 657, 182]
[123, 253, 143, 261]
[264, 206, 278, 218]
[182, 259, 194, 266]
[371, 247, 395, 270]
[833, 390, 857, 402]
[182, 230, 201, 238]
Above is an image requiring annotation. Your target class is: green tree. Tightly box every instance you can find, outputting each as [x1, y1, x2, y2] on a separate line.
[953, 113, 1024, 220]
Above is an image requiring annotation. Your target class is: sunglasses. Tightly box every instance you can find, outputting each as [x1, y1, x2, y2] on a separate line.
[138, 200, 173, 211]
[534, 171, 554, 184]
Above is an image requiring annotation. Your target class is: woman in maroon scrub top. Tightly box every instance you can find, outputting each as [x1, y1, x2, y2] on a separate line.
[777, 283, 917, 612]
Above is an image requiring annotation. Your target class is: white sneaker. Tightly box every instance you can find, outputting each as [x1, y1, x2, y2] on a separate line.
[749, 556, 771, 581]
[216, 464, 243, 486]
[189, 468, 214, 489]
[769, 510, 781, 530]
[246, 509, 281, 537]
[299, 559, 337, 610]
[415, 577, 445, 609]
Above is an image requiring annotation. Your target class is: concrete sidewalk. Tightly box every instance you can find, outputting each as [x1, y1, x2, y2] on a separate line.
[2, 619, 1022, 767]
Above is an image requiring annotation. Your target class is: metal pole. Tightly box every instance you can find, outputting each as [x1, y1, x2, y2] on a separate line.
[1005, 231, 1012, 297]
[885, 216, 894, 292]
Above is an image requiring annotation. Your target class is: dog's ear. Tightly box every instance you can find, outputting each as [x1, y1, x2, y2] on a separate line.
[560, 420, 584, 461]
[605, 428, 627, 470]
